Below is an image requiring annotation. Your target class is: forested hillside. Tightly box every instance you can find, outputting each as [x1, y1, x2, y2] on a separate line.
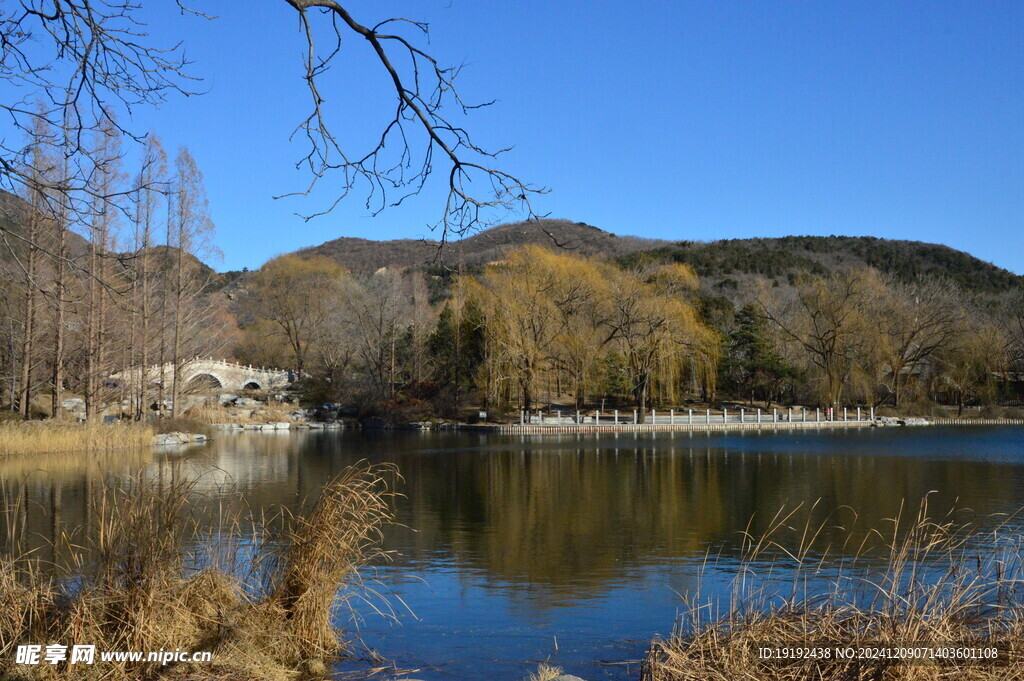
[295, 219, 668, 274]
[254, 220, 1024, 298]
[624, 236, 1023, 296]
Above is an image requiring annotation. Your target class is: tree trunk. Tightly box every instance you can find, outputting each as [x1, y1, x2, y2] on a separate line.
[51, 224, 66, 421]
[19, 214, 38, 418]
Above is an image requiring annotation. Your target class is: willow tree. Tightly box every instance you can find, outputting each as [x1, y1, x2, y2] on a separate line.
[466, 246, 606, 412]
[602, 263, 719, 420]
[245, 254, 348, 375]
[936, 319, 1007, 415]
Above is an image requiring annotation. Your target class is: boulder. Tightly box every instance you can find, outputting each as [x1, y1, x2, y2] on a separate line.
[218, 393, 239, 406]
[272, 422, 291, 430]
[900, 417, 930, 426]
[153, 432, 189, 446]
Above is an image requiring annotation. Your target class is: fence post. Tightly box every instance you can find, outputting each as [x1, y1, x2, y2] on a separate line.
[803, 408, 807, 423]
[520, 410, 524, 425]
[706, 409, 710, 424]
[757, 408, 761, 424]
[576, 410, 580, 424]
[857, 407, 862, 421]
[740, 408, 745, 423]
[689, 409, 693, 424]
[670, 409, 675, 425]
[773, 408, 778, 423]
[843, 407, 847, 422]
[633, 409, 638, 424]
[870, 406, 875, 420]
[614, 409, 618, 424]
[723, 408, 728, 425]
[652, 409, 657, 424]
[596, 410, 600, 425]
[816, 408, 820, 422]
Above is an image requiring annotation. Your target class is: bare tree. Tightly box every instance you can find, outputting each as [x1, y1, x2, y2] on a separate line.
[760, 270, 878, 409]
[873, 277, 963, 407]
[167, 147, 216, 415]
[3, 2, 539, 252]
[275, 2, 544, 241]
[0, 1, 196, 228]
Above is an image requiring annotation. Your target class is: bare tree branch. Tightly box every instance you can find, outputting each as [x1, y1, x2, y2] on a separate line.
[280, 0, 546, 242]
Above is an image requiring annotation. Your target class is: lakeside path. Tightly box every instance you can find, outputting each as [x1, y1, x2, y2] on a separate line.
[453, 417, 1024, 435]
[455, 420, 873, 434]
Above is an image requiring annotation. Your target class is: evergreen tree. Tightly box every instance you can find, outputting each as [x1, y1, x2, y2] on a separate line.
[724, 303, 794, 407]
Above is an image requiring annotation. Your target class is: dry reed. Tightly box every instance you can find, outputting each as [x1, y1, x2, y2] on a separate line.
[0, 421, 153, 458]
[643, 498, 1024, 681]
[0, 460, 397, 681]
[183, 404, 300, 425]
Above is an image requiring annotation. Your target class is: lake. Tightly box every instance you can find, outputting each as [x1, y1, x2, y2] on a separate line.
[3, 426, 1023, 679]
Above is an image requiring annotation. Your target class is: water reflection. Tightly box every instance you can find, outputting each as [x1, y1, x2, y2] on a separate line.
[2, 427, 1023, 679]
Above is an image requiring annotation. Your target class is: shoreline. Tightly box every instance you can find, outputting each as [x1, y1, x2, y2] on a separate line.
[450, 420, 872, 434]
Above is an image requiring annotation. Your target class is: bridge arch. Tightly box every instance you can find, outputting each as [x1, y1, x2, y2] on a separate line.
[242, 381, 262, 390]
[186, 372, 224, 391]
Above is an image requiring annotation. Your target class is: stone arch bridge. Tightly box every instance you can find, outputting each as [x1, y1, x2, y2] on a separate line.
[111, 358, 294, 393]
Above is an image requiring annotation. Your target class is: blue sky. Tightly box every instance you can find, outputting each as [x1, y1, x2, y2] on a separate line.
[101, 2, 1024, 272]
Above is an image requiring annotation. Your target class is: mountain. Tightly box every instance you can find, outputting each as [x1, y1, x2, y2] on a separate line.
[295, 219, 668, 274]
[285, 220, 1021, 300]
[0, 190, 90, 267]
[622, 235, 1023, 296]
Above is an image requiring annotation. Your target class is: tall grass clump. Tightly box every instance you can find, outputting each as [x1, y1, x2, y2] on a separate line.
[643, 498, 1024, 681]
[0, 461, 397, 680]
[0, 421, 153, 458]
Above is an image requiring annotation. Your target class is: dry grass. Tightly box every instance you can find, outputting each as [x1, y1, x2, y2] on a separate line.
[0, 461, 397, 681]
[0, 421, 153, 458]
[528, 663, 565, 681]
[184, 404, 301, 425]
[643, 498, 1024, 681]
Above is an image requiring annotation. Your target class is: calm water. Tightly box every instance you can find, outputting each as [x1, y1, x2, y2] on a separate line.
[3, 426, 1024, 679]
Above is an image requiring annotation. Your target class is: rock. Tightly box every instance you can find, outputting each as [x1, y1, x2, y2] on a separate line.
[900, 417, 930, 426]
[243, 423, 263, 431]
[190, 433, 208, 442]
[218, 393, 239, 406]
[153, 432, 189, 446]
[62, 398, 84, 410]
[236, 397, 259, 408]
[873, 416, 902, 427]
[552, 676, 588, 681]
[272, 422, 291, 430]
